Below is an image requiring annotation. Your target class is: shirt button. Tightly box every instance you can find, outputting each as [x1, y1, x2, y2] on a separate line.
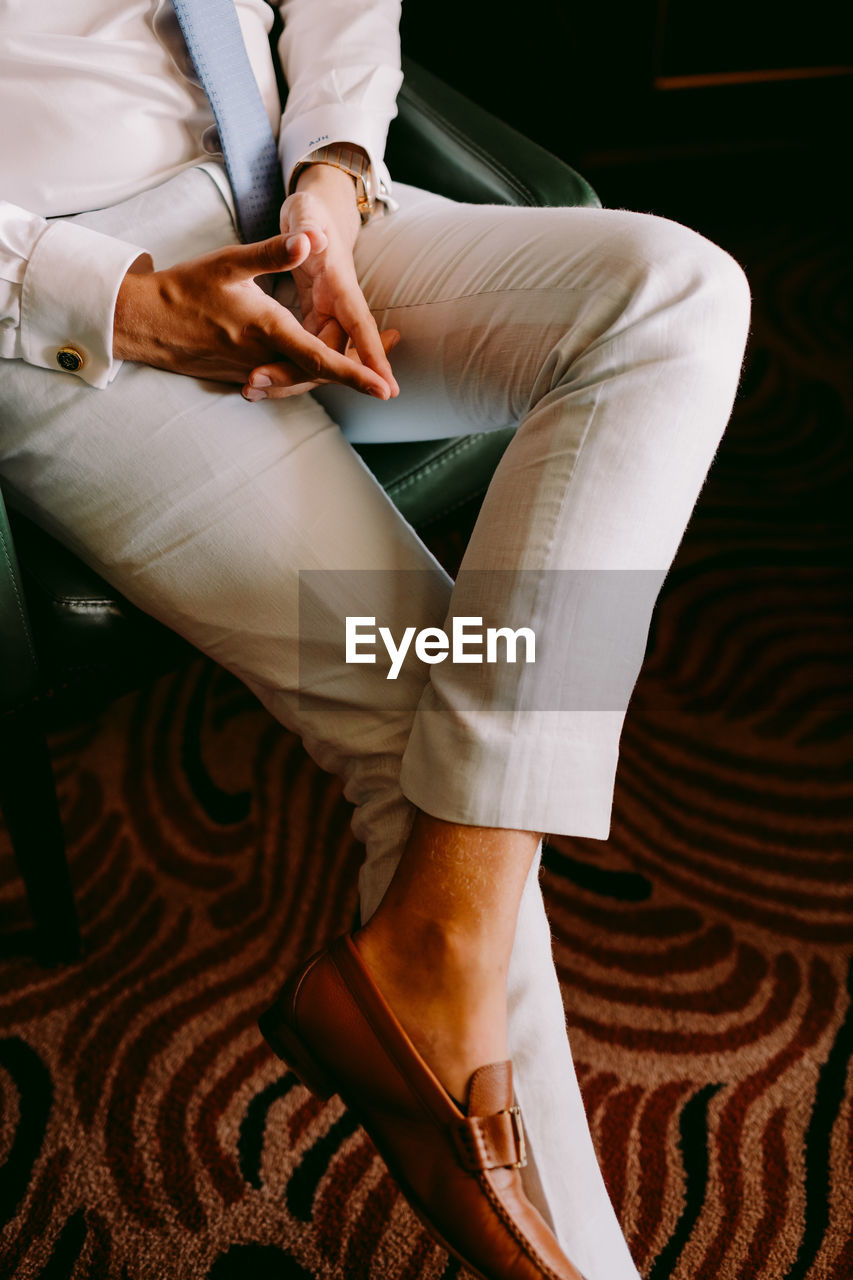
[56, 346, 84, 372]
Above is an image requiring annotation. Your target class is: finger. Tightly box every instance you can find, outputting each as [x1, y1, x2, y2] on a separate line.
[382, 329, 402, 357]
[317, 316, 349, 354]
[257, 341, 402, 400]
[247, 318, 357, 387]
[243, 319, 343, 396]
[344, 328, 401, 362]
[225, 232, 311, 280]
[268, 380, 325, 399]
[248, 323, 400, 396]
[355, 319, 401, 397]
[240, 349, 327, 398]
[242, 372, 325, 401]
[258, 309, 392, 398]
[335, 290, 400, 396]
[283, 231, 312, 264]
[280, 192, 330, 256]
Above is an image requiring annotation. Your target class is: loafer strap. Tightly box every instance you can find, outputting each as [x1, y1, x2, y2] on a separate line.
[451, 1106, 528, 1171]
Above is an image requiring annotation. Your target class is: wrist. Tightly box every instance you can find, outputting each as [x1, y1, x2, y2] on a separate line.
[293, 163, 361, 244]
[113, 265, 159, 362]
[292, 142, 377, 224]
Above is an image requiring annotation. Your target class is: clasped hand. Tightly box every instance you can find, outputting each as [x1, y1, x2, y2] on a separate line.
[113, 168, 399, 402]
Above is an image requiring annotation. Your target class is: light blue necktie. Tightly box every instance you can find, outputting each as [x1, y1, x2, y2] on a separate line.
[171, 0, 284, 243]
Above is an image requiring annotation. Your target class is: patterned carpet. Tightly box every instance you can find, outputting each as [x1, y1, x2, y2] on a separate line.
[1, 216, 851, 1279]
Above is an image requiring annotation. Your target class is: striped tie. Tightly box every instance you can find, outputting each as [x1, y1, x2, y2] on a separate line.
[171, 0, 284, 243]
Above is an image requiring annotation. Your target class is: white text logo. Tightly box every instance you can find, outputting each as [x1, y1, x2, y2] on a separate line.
[345, 616, 536, 680]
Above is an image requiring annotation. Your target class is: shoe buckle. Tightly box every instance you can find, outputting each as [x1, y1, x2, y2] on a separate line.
[503, 1105, 527, 1169]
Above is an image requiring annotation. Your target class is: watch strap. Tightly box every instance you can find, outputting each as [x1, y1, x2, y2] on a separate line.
[291, 143, 375, 223]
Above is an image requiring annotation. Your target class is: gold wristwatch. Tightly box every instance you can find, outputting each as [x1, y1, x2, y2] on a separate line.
[291, 143, 377, 223]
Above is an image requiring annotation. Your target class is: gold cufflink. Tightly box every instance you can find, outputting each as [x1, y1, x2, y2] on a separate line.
[56, 346, 84, 372]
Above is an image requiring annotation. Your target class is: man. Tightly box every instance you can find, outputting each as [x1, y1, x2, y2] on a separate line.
[0, 3, 750, 1277]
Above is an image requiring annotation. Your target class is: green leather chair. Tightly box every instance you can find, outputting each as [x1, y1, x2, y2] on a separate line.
[0, 57, 599, 963]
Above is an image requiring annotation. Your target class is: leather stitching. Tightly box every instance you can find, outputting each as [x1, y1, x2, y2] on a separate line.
[385, 435, 482, 495]
[478, 1170, 567, 1280]
[453, 1113, 523, 1170]
[39, 599, 124, 614]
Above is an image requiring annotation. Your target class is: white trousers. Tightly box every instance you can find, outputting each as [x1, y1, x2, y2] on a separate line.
[0, 164, 750, 1280]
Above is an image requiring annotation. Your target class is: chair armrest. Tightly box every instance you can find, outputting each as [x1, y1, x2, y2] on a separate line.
[387, 56, 600, 209]
[0, 486, 40, 709]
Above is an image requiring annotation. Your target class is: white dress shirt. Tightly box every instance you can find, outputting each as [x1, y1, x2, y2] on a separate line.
[0, 0, 402, 388]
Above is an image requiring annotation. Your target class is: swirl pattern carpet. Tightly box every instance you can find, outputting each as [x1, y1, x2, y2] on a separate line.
[1, 216, 851, 1279]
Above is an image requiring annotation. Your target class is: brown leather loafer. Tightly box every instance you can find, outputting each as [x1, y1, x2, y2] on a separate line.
[259, 934, 586, 1280]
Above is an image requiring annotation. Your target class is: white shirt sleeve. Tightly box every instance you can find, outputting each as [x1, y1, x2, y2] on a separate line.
[275, 0, 403, 204]
[0, 200, 150, 388]
[0, 2, 403, 389]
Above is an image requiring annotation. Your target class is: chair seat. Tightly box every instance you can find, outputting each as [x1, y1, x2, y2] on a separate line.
[354, 428, 515, 530]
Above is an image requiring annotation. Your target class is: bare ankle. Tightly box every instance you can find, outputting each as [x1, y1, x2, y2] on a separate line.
[359, 910, 508, 990]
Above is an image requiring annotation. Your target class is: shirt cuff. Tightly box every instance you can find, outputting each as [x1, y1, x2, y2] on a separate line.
[21, 220, 151, 389]
[279, 105, 397, 213]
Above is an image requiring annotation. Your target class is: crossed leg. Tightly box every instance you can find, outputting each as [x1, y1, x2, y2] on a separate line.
[0, 164, 749, 1279]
